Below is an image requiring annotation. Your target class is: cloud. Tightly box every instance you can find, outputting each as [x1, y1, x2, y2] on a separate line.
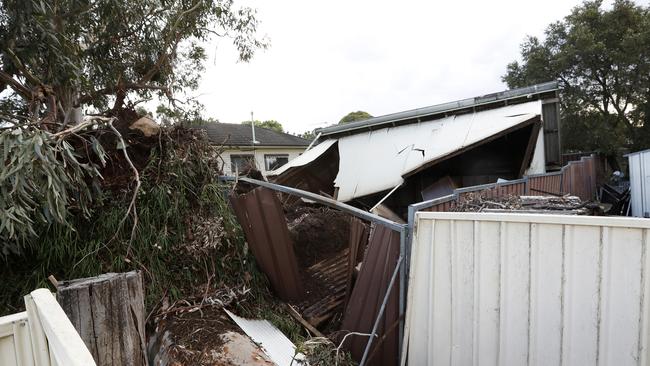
[196, 0, 637, 134]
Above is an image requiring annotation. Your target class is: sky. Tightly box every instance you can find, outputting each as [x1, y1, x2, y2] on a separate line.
[195, 0, 641, 134]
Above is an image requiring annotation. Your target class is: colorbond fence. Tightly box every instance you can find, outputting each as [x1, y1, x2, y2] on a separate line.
[423, 155, 600, 212]
[0, 289, 95, 366]
[403, 212, 650, 366]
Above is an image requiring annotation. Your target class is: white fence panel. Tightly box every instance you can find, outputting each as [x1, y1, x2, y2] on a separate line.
[404, 212, 650, 366]
[0, 289, 95, 366]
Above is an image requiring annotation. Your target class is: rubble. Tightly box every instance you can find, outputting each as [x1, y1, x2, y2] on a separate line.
[451, 193, 603, 215]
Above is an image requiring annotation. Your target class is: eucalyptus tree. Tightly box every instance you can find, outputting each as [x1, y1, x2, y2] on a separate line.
[503, 0, 650, 154]
[0, 0, 268, 128]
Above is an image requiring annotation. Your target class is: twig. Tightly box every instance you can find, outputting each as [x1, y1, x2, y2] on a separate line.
[108, 120, 141, 252]
[335, 332, 376, 366]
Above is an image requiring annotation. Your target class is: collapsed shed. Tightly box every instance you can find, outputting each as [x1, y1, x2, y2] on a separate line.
[269, 81, 561, 217]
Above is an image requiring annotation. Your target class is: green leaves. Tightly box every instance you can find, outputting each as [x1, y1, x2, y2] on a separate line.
[0, 128, 105, 254]
[503, 0, 650, 155]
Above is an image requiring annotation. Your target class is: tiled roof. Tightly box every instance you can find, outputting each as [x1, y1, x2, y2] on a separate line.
[198, 123, 310, 147]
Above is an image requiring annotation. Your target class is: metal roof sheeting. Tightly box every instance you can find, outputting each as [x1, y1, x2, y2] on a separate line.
[318, 81, 558, 137]
[334, 101, 542, 201]
[268, 139, 337, 176]
[225, 310, 306, 366]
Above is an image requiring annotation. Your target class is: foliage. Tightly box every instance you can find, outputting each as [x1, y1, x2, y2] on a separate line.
[503, 0, 650, 154]
[241, 119, 284, 132]
[0, 126, 254, 314]
[299, 129, 317, 141]
[0, 126, 105, 254]
[339, 111, 373, 124]
[0, 0, 268, 127]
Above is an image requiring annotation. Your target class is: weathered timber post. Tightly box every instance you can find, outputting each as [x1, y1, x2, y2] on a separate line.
[57, 271, 147, 366]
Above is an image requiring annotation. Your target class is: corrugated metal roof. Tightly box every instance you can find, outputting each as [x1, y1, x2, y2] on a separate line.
[268, 139, 337, 176]
[225, 310, 306, 366]
[199, 123, 310, 147]
[334, 101, 542, 201]
[317, 81, 558, 137]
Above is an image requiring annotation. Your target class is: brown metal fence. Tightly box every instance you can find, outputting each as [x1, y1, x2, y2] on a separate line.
[341, 225, 401, 366]
[422, 154, 601, 212]
[229, 187, 305, 301]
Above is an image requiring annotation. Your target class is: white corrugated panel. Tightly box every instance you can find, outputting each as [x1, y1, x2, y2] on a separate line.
[627, 149, 650, 217]
[403, 212, 650, 366]
[268, 139, 337, 176]
[0, 289, 95, 366]
[335, 101, 542, 201]
[225, 309, 305, 366]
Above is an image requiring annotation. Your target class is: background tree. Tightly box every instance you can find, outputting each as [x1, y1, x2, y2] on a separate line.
[503, 0, 650, 161]
[0, 0, 268, 129]
[241, 119, 284, 132]
[339, 110, 373, 124]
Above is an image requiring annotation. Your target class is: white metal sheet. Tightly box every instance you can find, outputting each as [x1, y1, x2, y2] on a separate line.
[335, 101, 542, 201]
[405, 212, 650, 366]
[627, 150, 650, 217]
[268, 139, 336, 176]
[225, 309, 305, 366]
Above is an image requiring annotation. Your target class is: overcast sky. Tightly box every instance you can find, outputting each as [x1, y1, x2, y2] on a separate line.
[196, 0, 643, 134]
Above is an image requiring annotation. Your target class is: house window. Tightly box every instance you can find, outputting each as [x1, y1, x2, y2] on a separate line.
[230, 154, 255, 173]
[264, 154, 289, 171]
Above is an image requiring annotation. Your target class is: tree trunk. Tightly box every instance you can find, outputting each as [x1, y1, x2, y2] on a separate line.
[57, 271, 148, 366]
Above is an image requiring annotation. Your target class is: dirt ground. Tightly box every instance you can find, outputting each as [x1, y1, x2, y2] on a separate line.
[286, 205, 351, 267]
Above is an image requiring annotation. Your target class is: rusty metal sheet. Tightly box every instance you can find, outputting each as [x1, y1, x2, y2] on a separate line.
[340, 225, 400, 366]
[229, 187, 305, 301]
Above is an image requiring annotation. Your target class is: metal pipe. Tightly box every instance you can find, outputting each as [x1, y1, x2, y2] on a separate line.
[305, 132, 322, 151]
[239, 177, 405, 232]
[360, 255, 403, 366]
[398, 228, 407, 361]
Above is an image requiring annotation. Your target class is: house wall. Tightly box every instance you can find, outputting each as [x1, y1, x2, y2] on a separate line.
[221, 146, 306, 176]
[405, 212, 650, 366]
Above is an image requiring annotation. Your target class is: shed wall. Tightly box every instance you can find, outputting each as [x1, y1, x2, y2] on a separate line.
[404, 212, 650, 366]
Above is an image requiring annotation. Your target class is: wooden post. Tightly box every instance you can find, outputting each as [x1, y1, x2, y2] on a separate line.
[57, 271, 147, 366]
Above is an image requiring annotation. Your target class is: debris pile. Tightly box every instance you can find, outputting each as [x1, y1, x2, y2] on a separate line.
[452, 193, 604, 215]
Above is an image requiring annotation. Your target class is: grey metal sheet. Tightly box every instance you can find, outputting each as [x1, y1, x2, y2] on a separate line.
[317, 81, 558, 137]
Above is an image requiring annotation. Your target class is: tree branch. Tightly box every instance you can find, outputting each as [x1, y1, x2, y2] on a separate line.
[0, 70, 31, 99]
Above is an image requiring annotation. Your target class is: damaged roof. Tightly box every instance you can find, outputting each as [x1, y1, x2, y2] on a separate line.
[317, 81, 557, 137]
[199, 123, 310, 147]
[271, 101, 543, 202]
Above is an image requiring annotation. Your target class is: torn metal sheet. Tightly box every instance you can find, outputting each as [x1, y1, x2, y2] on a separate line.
[268, 139, 337, 177]
[224, 310, 306, 366]
[340, 225, 401, 366]
[229, 188, 305, 301]
[334, 101, 542, 201]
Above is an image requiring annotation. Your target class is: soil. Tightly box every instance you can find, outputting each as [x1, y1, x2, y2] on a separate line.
[285, 205, 351, 268]
[285, 204, 353, 332]
[158, 305, 238, 352]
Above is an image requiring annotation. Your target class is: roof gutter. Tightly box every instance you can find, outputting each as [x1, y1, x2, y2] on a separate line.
[317, 80, 559, 137]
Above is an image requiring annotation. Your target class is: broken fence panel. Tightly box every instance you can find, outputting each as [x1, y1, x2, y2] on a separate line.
[229, 187, 305, 301]
[341, 224, 401, 366]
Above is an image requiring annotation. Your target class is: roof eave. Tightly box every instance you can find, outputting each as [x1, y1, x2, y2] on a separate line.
[317, 81, 559, 137]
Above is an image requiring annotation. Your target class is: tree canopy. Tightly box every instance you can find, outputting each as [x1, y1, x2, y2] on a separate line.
[241, 119, 284, 132]
[339, 110, 373, 124]
[0, 0, 268, 129]
[503, 0, 650, 155]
